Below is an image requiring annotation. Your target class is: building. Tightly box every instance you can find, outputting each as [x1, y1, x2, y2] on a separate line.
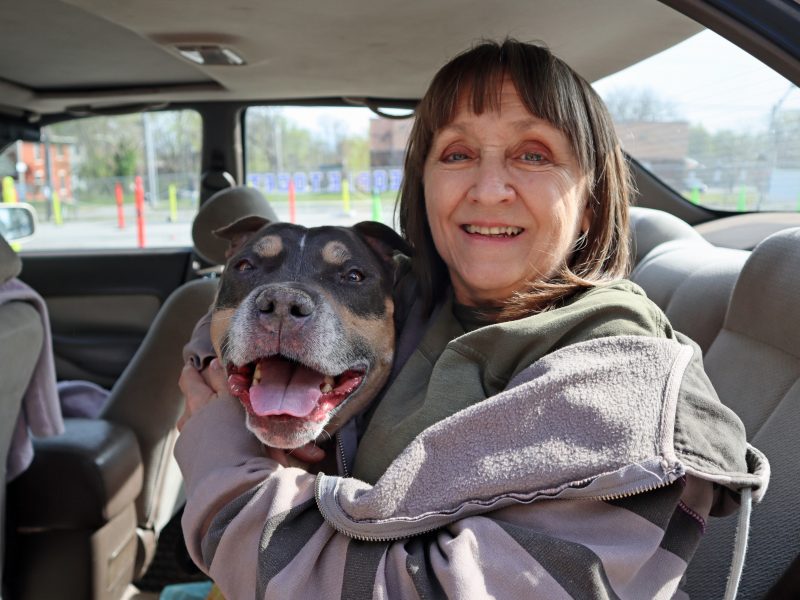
[369, 118, 413, 168]
[613, 121, 691, 191]
[7, 139, 74, 203]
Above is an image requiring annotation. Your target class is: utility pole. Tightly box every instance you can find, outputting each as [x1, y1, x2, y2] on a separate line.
[142, 112, 159, 206]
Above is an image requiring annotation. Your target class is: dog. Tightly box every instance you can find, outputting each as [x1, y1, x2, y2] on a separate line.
[209, 217, 409, 450]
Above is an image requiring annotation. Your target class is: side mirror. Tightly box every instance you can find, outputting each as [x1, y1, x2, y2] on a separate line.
[0, 203, 37, 242]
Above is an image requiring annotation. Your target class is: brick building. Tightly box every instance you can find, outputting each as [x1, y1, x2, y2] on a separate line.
[10, 139, 74, 203]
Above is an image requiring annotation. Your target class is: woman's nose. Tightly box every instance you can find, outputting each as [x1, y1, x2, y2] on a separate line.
[468, 157, 515, 205]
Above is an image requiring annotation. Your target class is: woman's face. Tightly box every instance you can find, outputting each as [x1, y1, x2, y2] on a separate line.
[423, 79, 590, 307]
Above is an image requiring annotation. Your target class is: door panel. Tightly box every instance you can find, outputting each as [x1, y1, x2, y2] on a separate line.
[18, 249, 195, 387]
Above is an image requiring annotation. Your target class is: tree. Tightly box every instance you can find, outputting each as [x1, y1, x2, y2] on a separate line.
[603, 87, 681, 122]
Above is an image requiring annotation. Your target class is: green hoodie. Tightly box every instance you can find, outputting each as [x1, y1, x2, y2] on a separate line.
[354, 279, 672, 483]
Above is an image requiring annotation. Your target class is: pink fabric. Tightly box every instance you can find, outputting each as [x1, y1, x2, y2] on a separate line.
[1, 278, 63, 480]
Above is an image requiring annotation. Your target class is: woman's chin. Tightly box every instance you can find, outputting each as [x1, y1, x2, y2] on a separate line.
[451, 276, 524, 306]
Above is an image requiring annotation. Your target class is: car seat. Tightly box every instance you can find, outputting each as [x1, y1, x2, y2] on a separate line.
[0, 235, 46, 595]
[683, 227, 800, 598]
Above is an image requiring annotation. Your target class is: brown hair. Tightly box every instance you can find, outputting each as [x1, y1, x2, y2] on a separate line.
[398, 39, 632, 318]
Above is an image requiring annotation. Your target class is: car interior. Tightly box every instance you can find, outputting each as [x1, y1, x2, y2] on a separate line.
[0, 0, 799, 599]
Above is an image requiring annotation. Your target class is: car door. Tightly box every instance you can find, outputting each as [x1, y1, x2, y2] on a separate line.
[8, 108, 205, 389]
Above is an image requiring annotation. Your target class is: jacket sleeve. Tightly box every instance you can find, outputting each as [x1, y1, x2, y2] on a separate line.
[176, 393, 712, 600]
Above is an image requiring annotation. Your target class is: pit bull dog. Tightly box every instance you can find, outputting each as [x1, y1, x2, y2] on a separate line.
[209, 217, 409, 450]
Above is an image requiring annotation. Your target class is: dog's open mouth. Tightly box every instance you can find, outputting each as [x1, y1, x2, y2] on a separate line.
[226, 356, 364, 423]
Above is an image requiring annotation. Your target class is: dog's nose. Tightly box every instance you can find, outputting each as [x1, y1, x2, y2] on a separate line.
[255, 286, 315, 320]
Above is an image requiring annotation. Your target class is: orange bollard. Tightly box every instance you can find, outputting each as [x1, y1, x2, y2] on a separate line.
[115, 182, 125, 229]
[134, 176, 146, 248]
[288, 178, 296, 224]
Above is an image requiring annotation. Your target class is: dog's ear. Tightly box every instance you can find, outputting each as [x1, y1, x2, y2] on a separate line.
[352, 221, 412, 265]
[214, 215, 273, 259]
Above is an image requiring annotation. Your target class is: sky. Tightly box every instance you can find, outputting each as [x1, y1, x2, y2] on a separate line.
[279, 29, 799, 137]
[594, 30, 799, 132]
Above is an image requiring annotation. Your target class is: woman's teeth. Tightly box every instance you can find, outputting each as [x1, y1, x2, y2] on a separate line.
[463, 225, 523, 237]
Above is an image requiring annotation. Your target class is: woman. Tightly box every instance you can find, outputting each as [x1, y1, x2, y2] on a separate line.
[176, 40, 767, 599]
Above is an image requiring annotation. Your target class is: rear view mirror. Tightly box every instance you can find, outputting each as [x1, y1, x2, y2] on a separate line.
[0, 203, 37, 241]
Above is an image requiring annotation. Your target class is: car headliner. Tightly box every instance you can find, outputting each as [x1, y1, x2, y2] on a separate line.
[0, 0, 703, 118]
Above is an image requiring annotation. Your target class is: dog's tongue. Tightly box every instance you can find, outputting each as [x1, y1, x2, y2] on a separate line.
[249, 357, 324, 417]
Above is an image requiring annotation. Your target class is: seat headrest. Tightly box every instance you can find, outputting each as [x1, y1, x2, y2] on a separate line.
[629, 206, 704, 265]
[191, 186, 279, 265]
[0, 235, 22, 284]
[725, 227, 800, 357]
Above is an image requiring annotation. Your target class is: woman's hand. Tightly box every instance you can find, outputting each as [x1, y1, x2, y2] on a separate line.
[178, 358, 326, 465]
[265, 444, 325, 467]
[177, 357, 228, 431]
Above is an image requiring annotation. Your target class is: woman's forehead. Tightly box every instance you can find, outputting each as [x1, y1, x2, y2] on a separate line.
[440, 88, 564, 139]
[445, 77, 552, 129]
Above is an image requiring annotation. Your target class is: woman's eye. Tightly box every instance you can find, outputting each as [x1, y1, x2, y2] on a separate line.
[234, 259, 254, 272]
[521, 151, 546, 163]
[344, 268, 364, 283]
[444, 151, 470, 163]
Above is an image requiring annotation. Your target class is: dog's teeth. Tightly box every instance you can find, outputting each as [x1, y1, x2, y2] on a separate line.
[321, 383, 333, 393]
[253, 364, 262, 384]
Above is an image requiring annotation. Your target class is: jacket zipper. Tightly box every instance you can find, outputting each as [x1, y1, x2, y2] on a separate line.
[335, 431, 349, 478]
[315, 472, 679, 543]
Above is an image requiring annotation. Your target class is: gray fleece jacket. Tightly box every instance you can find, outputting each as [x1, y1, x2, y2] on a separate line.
[176, 280, 768, 599]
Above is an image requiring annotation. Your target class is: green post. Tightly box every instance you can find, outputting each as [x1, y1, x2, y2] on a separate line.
[169, 184, 178, 223]
[2, 176, 17, 203]
[53, 190, 63, 225]
[342, 179, 351, 214]
[737, 187, 747, 212]
[371, 190, 382, 222]
[690, 187, 700, 205]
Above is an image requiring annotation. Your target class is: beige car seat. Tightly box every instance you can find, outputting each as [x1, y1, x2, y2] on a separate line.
[630, 213, 800, 597]
[683, 228, 800, 599]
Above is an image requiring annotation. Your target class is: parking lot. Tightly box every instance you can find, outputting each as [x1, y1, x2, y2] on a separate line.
[20, 198, 399, 251]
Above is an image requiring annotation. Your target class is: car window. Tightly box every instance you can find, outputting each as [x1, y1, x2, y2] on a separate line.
[594, 29, 800, 213]
[244, 106, 413, 228]
[0, 109, 201, 250]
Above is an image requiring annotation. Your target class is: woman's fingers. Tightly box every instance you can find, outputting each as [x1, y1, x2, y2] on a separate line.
[290, 442, 326, 463]
[204, 358, 229, 393]
[177, 362, 219, 430]
[266, 446, 290, 467]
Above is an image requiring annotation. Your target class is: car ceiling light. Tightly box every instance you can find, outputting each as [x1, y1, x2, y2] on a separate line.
[176, 45, 246, 66]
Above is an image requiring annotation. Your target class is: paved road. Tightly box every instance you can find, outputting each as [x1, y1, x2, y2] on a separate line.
[21, 200, 399, 251]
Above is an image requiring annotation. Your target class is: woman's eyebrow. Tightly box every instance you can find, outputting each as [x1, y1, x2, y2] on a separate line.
[438, 116, 552, 137]
[511, 116, 549, 133]
[437, 122, 469, 137]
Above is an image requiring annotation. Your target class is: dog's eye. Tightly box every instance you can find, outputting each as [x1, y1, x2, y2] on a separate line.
[234, 259, 254, 272]
[344, 268, 364, 283]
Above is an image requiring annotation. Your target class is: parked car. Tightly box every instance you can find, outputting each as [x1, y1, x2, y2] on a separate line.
[1, 1, 799, 599]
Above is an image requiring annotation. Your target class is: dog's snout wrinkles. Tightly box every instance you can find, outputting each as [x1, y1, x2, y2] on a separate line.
[256, 285, 315, 321]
